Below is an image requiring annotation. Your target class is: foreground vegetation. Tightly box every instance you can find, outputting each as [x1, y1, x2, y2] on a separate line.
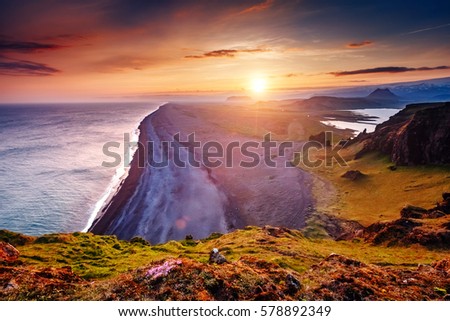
[1, 226, 450, 300]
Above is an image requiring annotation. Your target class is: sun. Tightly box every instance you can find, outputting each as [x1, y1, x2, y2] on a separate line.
[251, 78, 267, 93]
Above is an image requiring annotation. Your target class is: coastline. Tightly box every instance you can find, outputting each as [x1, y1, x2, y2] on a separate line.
[89, 104, 231, 244]
[89, 103, 315, 244]
[88, 111, 154, 235]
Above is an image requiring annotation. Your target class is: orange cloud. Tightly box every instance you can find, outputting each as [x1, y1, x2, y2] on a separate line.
[185, 48, 270, 59]
[239, 0, 275, 15]
[346, 40, 373, 48]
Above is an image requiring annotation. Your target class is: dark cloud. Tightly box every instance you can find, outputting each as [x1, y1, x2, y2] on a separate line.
[99, 0, 242, 29]
[0, 58, 60, 76]
[185, 48, 270, 59]
[40, 34, 87, 41]
[330, 65, 450, 76]
[0, 40, 64, 53]
[346, 40, 373, 48]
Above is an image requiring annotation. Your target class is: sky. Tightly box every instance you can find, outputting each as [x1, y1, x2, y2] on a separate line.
[0, 0, 450, 102]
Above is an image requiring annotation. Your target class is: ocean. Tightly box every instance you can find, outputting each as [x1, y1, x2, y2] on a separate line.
[320, 108, 402, 133]
[0, 102, 160, 236]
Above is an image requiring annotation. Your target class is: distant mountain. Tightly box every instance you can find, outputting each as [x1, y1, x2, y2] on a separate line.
[315, 77, 450, 102]
[287, 87, 402, 110]
[367, 88, 400, 100]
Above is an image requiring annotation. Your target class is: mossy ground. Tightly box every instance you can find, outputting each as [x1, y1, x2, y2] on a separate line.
[4, 226, 447, 282]
[2, 227, 450, 300]
[300, 145, 450, 226]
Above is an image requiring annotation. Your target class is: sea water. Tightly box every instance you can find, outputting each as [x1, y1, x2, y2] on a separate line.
[0, 102, 160, 235]
[320, 108, 402, 133]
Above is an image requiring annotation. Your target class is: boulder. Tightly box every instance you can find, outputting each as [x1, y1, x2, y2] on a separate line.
[0, 241, 19, 263]
[285, 274, 302, 294]
[400, 205, 429, 219]
[341, 170, 365, 181]
[209, 248, 227, 264]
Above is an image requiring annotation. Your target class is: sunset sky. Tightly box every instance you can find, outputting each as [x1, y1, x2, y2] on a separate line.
[1, 0, 450, 102]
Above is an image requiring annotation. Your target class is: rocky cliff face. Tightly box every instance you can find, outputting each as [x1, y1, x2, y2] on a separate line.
[355, 102, 450, 165]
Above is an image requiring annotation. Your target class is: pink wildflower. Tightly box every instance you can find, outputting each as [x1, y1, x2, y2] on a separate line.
[145, 259, 182, 279]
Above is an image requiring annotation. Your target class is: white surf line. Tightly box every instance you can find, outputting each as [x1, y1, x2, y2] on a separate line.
[82, 103, 167, 232]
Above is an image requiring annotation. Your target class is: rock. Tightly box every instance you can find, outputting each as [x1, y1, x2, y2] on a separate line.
[285, 274, 301, 294]
[434, 193, 450, 214]
[324, 253, 364, 267]
[400, 199, 449, 219]
[400, 205, 428, 219]
[388, 165, 397, 171]
[263, 226, 290, 237]
[0, 241, 19, 263]
[426, 210, 446, 219]
[209, 248, 227, 264]
[363, 218, 422, 246]
[341, 170, 365, 181]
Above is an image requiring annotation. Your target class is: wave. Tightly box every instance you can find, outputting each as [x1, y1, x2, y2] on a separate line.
[0, 144, 58, 157]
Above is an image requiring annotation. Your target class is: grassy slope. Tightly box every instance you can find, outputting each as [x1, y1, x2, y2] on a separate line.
[5, 227, 447, 282]
[300, 146, 450, 226]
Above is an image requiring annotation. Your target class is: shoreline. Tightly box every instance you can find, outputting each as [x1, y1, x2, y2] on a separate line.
[88, 110, 156, 235]
[89, 104, 231, 243]
[319, 107, 402, 134]
[89, 103, 316, 243]
[82, 125, 141, 232]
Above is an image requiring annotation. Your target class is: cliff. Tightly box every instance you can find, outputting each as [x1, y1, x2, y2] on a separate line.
[354, 102, 450, 165]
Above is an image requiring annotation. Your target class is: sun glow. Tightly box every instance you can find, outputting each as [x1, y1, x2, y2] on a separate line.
[251, 78, 267, 93]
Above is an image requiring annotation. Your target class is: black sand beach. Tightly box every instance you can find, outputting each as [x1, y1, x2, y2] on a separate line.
[89, 103, 315, 243]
